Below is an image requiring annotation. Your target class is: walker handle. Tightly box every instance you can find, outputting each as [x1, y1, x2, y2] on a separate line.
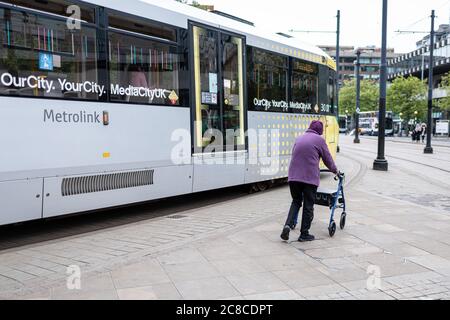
[320, 169, 344, 181]
[334, 171, 345, 181]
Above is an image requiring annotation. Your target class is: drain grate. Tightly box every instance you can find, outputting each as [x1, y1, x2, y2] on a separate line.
[167, 215, 188, 220]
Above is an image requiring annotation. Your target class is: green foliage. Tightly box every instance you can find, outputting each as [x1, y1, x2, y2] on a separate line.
[437, 72, 450, 111]
[339, 79, 379, 115]
[339, 76, 428, 121]
[386, 76, 427, 121]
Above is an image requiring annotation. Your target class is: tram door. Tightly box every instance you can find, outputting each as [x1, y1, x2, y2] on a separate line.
[191, 25, 247, 192]
[191, 25, 246, 154]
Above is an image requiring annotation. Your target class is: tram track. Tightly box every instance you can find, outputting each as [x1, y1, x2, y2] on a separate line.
[385, 145, 450, 160]
[383, 147, 450, 162]
[361, 136, 450, 149]
[356, 137, 450, 161]
[338, 152, 368, 190]
[342, 145, 450, 190]
[343, 145, 450, 175]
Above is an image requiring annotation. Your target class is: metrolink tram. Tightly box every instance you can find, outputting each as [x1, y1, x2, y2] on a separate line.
[0, 0, 339, 225]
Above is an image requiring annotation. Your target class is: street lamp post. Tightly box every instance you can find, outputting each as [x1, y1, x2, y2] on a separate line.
[399, 112, 403, 137]
[374, 0, 389, 171]
[336, 10, 341, 117]
[345, 109, 349, 134]
[354, 50, 361, 144]
[421, 39, 427, 81]
[424, 10, 435, 154]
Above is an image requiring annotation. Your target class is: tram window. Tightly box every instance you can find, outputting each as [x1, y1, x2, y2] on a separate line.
[291, 59, 318, 113]
[193, 26, 222, 148]
[222, 34, 245, 147]
[108, 13, 176, 43]
[108, 30, 181, 106]
[192, 26, 245, 150]
[248, 48, 288, 112]
[0, 7, 100, 100]
[1, 0, 96, 24]
[198, 29, 218, 106]
[327, 71, 335, 113]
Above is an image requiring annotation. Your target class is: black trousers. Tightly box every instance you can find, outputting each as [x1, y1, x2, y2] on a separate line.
[284, 181, 318, 234]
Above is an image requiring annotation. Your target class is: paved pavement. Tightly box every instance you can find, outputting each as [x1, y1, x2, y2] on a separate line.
[1, 136, 450, 300]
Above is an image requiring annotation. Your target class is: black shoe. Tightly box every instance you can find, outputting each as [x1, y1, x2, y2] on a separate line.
[280, 226, 291, 241]
[299, 233, 315, 242]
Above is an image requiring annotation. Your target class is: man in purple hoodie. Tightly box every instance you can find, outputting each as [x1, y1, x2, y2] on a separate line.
[281, 120, 338, 242]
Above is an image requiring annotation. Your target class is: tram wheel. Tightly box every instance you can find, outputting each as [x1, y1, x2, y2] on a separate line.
[248, 184, 259, 194]
[329, 221, 337, 237]
[340, 212, 347, 230]
[257, 182, 268, 192]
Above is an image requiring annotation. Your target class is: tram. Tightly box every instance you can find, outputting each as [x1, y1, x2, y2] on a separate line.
[0, 0, 339, 225]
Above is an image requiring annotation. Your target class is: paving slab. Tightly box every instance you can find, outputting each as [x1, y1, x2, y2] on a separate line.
[209, 258, 267, 276]
[163, 261, 221, 283]
[243, 290, 302, 300]
[111, 260, 171, 290]
[295, 283, 348, 298]
[174, 277, 240, 300]
[273, 268, 336, 290]
[116, 283, 182, 300]
[226, 272, 291, 296]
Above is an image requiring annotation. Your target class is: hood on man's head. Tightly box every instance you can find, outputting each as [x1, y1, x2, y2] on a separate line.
[309, 120, 324, 136]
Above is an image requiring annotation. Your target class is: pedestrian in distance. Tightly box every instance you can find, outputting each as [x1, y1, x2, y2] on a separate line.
[410, 125, 416, 142]
[280, 120, 338, 242]
[414, 123, 422, 144]
[409, 128, 414, 141]
[421, 123, 427, 144]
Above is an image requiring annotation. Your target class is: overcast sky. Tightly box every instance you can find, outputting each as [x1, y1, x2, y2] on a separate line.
[200, 0, 450, 54]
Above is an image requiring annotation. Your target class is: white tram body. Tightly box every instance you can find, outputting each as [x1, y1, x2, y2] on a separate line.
[0, 0, 339, 225]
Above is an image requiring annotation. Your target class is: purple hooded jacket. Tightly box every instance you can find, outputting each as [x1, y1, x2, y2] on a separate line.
[288, 120, 338, 187]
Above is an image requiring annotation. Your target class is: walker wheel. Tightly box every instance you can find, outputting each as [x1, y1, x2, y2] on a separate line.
[329, 221, 337, 237]
[340, 212, 347, 230]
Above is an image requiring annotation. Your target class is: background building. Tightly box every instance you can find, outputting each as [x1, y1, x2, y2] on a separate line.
[320, 45, 400, 85]
[387, 23, 450, 122]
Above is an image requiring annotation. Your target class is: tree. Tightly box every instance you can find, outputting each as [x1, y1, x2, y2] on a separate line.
[386, 76, 427, 122]
[436, 72, 450, 112]
[339, 79, 379, 115]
